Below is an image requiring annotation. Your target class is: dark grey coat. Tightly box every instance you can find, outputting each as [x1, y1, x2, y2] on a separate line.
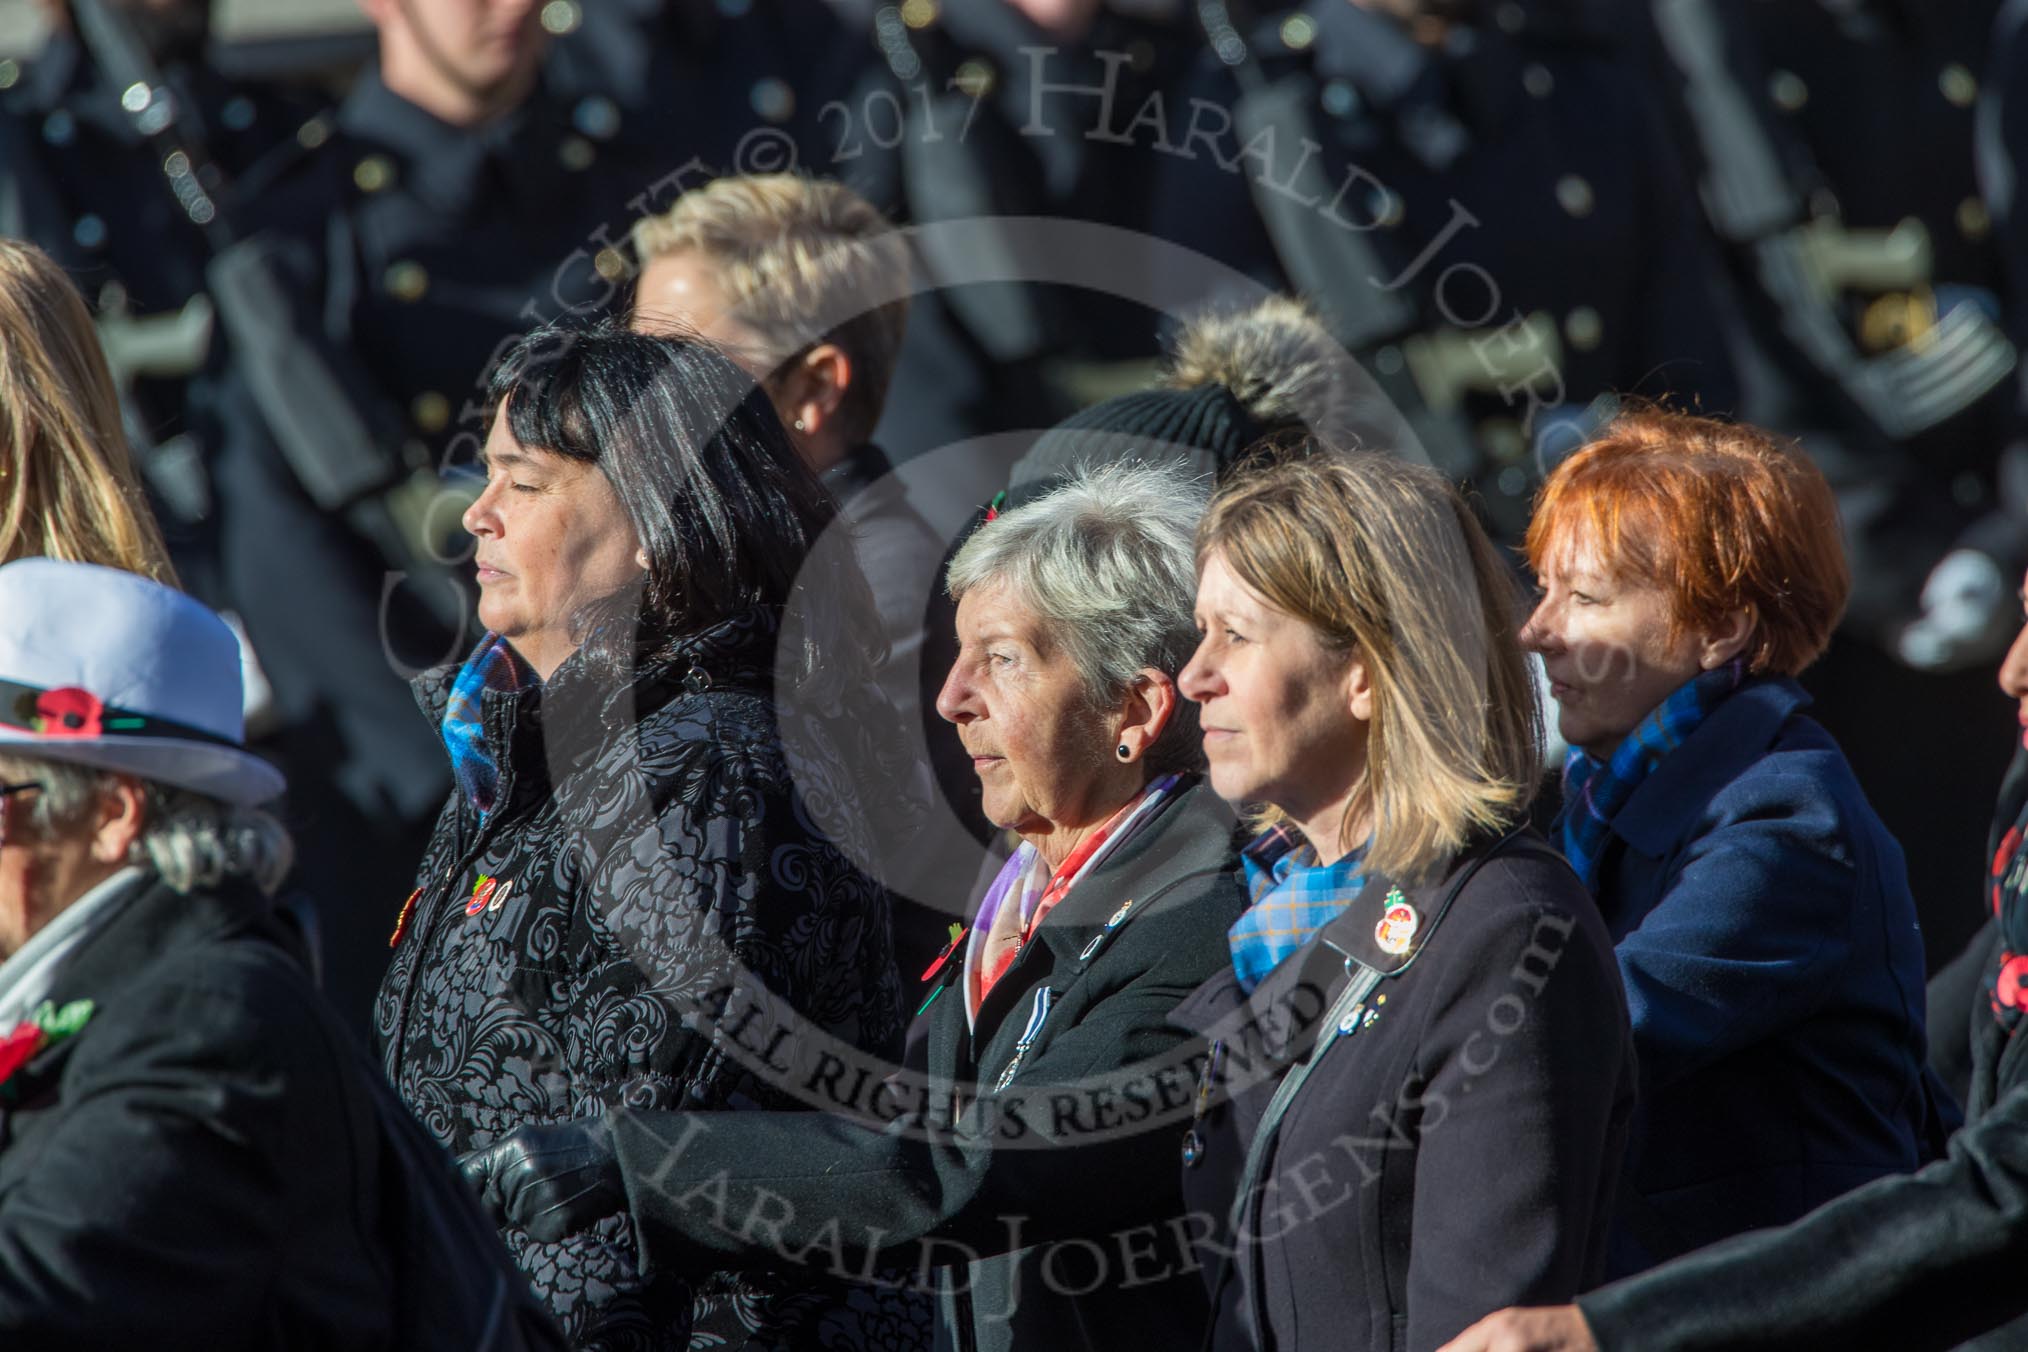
[1171, 831, 1637, 1352]
[0, 874, 562, 1350]
[602, 779, 1252, 1352]
[375, 608, 908, 1349]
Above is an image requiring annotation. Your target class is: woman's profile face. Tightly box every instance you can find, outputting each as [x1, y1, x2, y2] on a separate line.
[463, 411, 644, 680]
[935, 583, 1123, 839]
[1180, 551, 1366, 822]
[1520, 531, 1706, 760]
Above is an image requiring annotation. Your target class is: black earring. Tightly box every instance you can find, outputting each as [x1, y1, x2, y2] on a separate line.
[1116, 743, 1131, 761]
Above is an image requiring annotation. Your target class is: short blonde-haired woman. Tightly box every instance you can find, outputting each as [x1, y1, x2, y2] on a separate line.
[0, 239, 173, 581]
[1171, 448, 1638, 1351]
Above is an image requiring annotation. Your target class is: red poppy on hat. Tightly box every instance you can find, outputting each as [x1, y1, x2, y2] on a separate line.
[31, 687, 105, 738]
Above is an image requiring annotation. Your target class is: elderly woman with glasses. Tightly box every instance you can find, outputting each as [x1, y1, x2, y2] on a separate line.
[0, 559, 560, 1347]
[1513, 409, 1944, 1278]
[1170, 448, 1637, 1352]
[458, 461, 1252, 1352]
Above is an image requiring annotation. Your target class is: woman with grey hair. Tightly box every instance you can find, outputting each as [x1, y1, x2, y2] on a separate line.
[460, 461, 1251, 1352]
[0, 558, 559, 1347]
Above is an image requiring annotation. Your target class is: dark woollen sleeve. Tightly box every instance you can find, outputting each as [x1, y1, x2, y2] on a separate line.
[1580, 1080, 2028, 1352]
[1400, 863, 1636, 1351]
[605, 871, 1243, 1281]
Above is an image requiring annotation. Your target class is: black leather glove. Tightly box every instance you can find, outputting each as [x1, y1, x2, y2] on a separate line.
[458, 1116, 624, 1244]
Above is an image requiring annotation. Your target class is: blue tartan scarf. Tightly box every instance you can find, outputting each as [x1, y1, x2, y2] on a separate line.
[1228, 824, 1371, 993]
[1559, 659, 1746, 890]
[441, 632, 533, 820]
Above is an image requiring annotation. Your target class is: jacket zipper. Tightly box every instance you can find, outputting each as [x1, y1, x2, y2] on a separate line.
[389, 762, 521, 1070]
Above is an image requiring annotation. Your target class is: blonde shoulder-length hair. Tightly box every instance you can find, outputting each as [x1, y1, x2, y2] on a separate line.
[0, 239, 174, 582]
[1199, 447, 1541, 880]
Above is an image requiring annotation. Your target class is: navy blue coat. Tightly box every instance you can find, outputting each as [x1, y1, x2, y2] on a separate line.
[1173, 831, 1637, 1352]
[1574, 742, 2028, 1351]
[1592, 677, 1941, 1276]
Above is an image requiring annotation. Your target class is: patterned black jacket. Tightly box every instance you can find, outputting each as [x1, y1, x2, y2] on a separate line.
[375, 607, 909, 1349]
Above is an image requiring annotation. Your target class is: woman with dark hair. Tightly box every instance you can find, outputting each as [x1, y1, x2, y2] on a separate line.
[373, 320, 910, 1349]
[457, 461, 1251, 1352]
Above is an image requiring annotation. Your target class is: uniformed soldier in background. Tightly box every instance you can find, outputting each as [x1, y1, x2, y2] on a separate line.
[1628, 0, 2016, 656]
[195, 0, 906, 1029]
[863, 0, 1209, 456]
[1627, 0, 2020, 976]
[1146, 0, 1740, 542]
[0, 0, 339, 588]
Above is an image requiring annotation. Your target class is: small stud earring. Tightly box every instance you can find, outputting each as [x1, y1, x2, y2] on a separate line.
[1116, 743, 1131, 761]
[793, 418, 807, 432]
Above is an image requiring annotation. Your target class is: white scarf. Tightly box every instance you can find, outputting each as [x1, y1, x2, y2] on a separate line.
[0, 867, 146, 1030]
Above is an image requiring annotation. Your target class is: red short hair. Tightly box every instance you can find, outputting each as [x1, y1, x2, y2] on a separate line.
[1524, 408, 1849, 677]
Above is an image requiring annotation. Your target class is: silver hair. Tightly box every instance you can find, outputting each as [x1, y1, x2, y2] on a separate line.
[0, 755, 294, 896]
[946, 460, 1208, 775]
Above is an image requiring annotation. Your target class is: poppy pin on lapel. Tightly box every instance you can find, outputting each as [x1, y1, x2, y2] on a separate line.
[917, 922, 969, 1016]
[466, 875, 503, 917]
[1374, 887, 1419, 956]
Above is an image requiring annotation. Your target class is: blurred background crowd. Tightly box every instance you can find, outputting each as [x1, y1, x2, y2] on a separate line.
[3, 0, 2025, 1030]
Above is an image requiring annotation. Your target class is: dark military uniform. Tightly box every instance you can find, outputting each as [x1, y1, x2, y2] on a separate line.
[1629, 0, 2020, 978]
[1631, 0, 2015, 636]
[0, 16, 330, 560]
[863, 0, 1212, 459]
[1148, 0, 1739, 539]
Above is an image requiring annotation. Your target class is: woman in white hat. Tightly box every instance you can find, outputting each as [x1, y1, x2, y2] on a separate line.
[0, 557, 559, 1348]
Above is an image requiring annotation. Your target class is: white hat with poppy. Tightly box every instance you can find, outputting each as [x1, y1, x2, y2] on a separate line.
[0, 558, 285, 806]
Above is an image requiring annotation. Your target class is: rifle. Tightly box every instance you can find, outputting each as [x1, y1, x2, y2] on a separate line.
[1651, 0, 2014, 441]
[1190, 0, 1582, 482]
[70, 0, 471, 631]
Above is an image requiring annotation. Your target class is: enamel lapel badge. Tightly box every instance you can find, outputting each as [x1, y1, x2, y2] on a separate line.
[1374, 887, 1419, 957]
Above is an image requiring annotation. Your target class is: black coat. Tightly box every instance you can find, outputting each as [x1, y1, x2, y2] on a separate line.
[601, 779, 1251, 1352]
[1578, 746, 2028, 1352]
[0, 873, 561, 1350]
[1171, 830, 1637, 1352]
[375, 608, 908, 1348]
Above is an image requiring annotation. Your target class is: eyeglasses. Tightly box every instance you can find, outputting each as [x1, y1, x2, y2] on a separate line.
[0, 781, 44, 848]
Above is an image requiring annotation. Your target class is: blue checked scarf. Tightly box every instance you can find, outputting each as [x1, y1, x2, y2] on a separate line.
[1228, 824, 1371, 993]
[1559, 659, 1746, 890]
[441, 632, 533, 820]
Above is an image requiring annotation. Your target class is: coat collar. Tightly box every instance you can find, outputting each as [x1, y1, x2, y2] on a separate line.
[413, 606, 781, 735]
[929, 780, 1243, 1077]
[1028, 779, 1243, 967]
[2, 876, 287, 1103]
[35, 876, 279, 1016]
[1169, 827, 1527, 1043]
[1607, 677, 1811, 860]
[821, 443, 898, 506]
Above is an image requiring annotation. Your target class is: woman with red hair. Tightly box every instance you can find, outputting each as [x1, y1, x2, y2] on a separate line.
[1519, 409, 1948, 1279]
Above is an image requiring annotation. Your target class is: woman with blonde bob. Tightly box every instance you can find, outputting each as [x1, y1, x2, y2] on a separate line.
[0, 239, 172, 581]
[1170, 448, 1637, 1352]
